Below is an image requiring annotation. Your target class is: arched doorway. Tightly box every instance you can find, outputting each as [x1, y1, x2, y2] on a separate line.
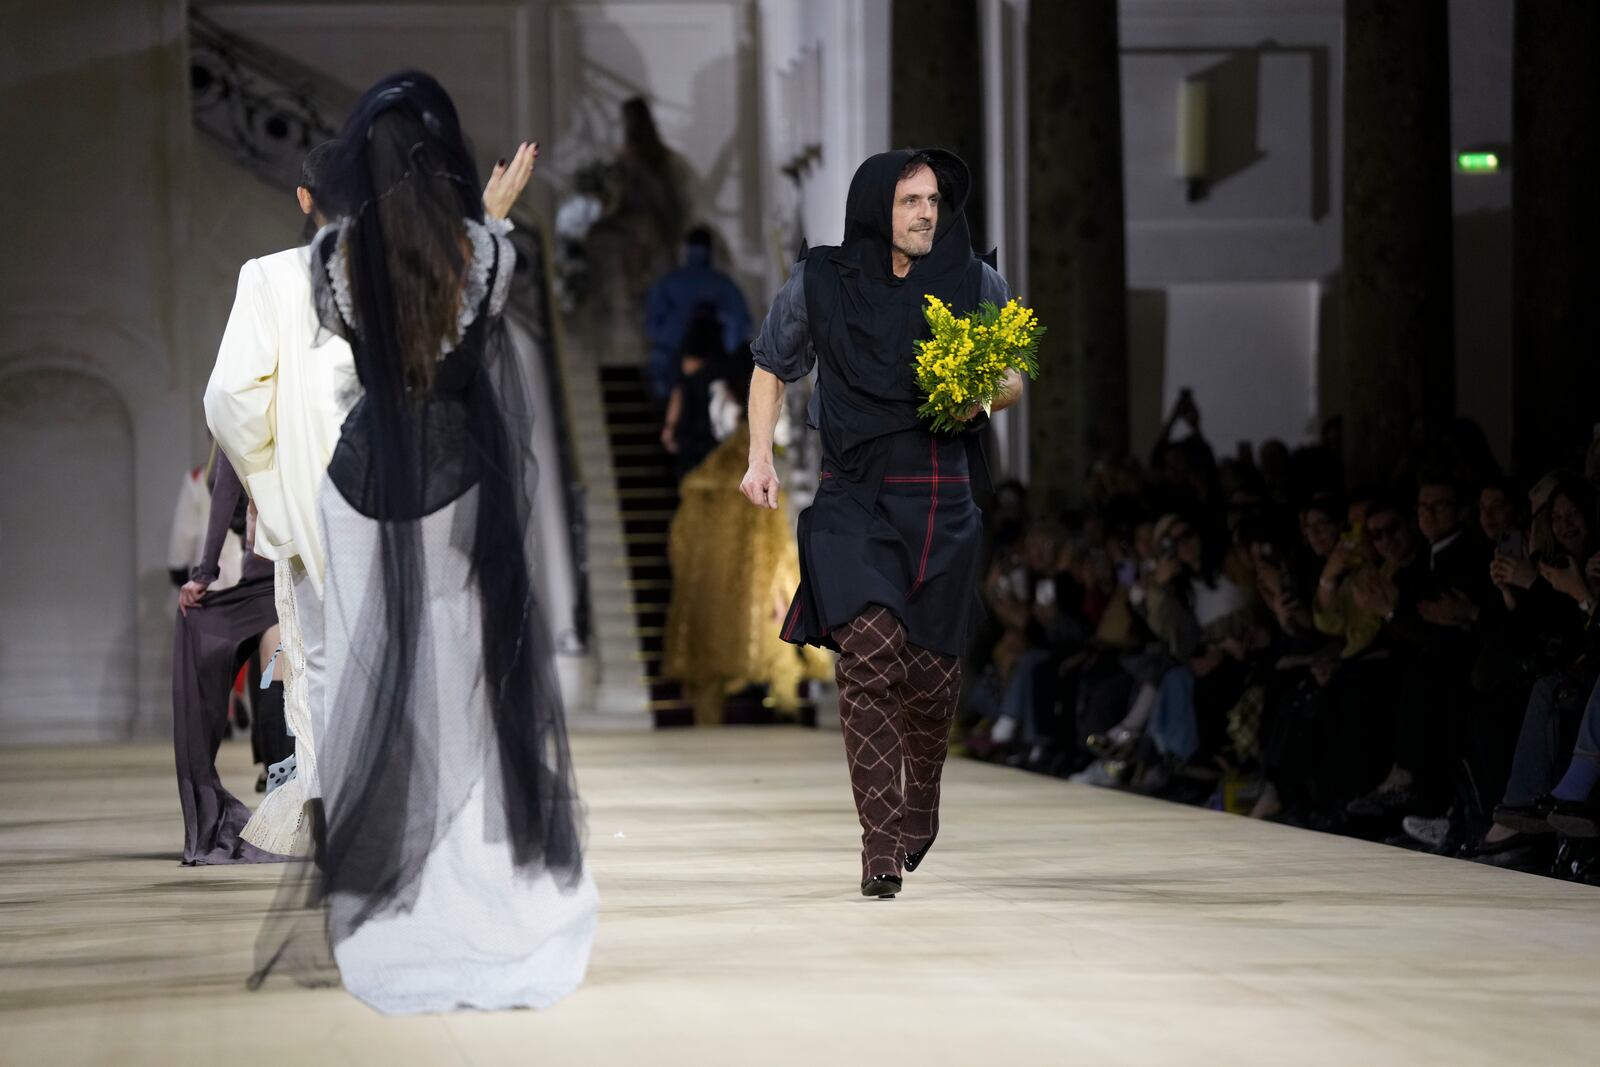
[0, 368, 137, 743]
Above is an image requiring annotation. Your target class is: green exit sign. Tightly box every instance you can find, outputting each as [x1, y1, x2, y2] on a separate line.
[1457, 151, 1501, 173]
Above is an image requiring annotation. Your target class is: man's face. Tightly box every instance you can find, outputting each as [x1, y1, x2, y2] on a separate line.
[1367, 508, 1417, 566]
[1300, 508, 1340, 558]
[891, 165, 940, 261]
[1416, 484, 1464, 545]
[1478, 487, 1513, 543]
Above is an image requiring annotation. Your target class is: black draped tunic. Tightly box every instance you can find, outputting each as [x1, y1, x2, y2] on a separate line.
[752, 149, 1013, 657]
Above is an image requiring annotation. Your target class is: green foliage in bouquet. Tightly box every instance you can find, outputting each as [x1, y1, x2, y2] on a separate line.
[912, 295, 1044, 433]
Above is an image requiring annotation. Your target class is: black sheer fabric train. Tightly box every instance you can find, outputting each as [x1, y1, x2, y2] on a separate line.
[251, 71, 587, 1002]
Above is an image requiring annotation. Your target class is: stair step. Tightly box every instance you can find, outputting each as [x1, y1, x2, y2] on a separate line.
[609, 555, 667, 567]
[596, 624, 663, 641]
[596, 598, 667, 617]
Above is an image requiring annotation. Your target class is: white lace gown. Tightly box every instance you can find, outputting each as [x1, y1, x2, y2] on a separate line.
[318, 482, 599, 1015]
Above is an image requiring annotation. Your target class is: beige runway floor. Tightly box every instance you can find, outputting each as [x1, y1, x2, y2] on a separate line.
[2, 728, 1598, 1066]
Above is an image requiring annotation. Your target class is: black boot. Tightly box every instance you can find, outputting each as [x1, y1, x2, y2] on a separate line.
[860, 874, 902, 899]
[904, 829, 938, 873]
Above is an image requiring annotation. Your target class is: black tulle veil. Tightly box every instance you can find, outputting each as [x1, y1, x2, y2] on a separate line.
[252, 71, 583, 986]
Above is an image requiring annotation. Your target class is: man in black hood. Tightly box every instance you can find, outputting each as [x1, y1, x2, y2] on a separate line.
[742, 149, 1024, 898]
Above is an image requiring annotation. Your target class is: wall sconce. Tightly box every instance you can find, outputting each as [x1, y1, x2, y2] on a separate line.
[1177, 78, 1209, 202]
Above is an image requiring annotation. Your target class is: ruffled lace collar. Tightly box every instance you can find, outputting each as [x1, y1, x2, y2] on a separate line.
[317, 215, 516, 357]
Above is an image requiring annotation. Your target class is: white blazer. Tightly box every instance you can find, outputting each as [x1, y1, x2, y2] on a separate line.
[204, 246, 357, 596]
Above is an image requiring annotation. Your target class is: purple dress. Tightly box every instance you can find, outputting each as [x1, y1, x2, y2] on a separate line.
[170, 458, 284, 865]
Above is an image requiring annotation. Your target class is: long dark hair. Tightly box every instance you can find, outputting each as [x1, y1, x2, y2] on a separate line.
[256, 71, 581, 983]
[1545, 477, 1600, 560]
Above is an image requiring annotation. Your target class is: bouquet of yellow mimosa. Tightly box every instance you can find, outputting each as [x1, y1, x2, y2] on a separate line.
[913, 295, 1044, 433]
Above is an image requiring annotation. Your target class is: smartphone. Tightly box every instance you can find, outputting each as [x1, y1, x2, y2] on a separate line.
[1036, 578, 1057, 607]
[1496, 529, 1525, 560]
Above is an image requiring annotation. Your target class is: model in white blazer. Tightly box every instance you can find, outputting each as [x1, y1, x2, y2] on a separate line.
[204, 245, 357, 595]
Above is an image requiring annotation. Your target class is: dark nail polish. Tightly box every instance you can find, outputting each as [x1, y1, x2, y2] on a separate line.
[498, 158, 506, 167]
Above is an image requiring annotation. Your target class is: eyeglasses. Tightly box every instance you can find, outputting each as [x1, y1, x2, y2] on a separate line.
[1368, 523, 1401, 542]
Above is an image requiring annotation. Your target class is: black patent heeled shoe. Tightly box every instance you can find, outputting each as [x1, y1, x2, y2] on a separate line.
[904, 829, 938, 873]
[861, 874, 902, 898]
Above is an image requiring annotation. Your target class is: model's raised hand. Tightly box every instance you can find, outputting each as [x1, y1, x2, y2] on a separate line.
[483, 141, 539, 220]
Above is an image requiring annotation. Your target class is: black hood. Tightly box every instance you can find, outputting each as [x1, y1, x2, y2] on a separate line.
[800, 146, 993, 507]
[841, 148, 973, 283]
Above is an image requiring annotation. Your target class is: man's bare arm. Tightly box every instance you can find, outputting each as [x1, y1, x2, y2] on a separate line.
[740, 367, 785, 509]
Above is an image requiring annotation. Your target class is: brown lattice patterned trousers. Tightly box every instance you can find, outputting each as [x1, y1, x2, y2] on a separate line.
[834, 605, 960, 879]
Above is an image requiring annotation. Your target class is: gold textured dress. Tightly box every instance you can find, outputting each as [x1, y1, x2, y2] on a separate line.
[663, 424, 834, 725]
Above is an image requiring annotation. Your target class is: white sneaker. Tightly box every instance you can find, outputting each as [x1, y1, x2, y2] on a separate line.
[1401, 814, 1452, 850]
[1069, 760, 1117, 787]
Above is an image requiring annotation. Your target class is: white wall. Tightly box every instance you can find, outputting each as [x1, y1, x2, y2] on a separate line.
[1156, 283, 1322, 456]
[1117, 0, 1344, 459]
[974, 0, 1344, 470]
[0, 0, 194, 742]
[0, 371, 138, 742]
[756, 0, 890, 278]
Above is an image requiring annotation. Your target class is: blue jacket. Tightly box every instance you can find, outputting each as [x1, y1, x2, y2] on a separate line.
[645, 247, 753, 361]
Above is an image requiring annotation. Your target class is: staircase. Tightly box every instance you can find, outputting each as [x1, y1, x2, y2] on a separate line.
[596, 367, 692, 725]
[595, 367, 821, 729]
